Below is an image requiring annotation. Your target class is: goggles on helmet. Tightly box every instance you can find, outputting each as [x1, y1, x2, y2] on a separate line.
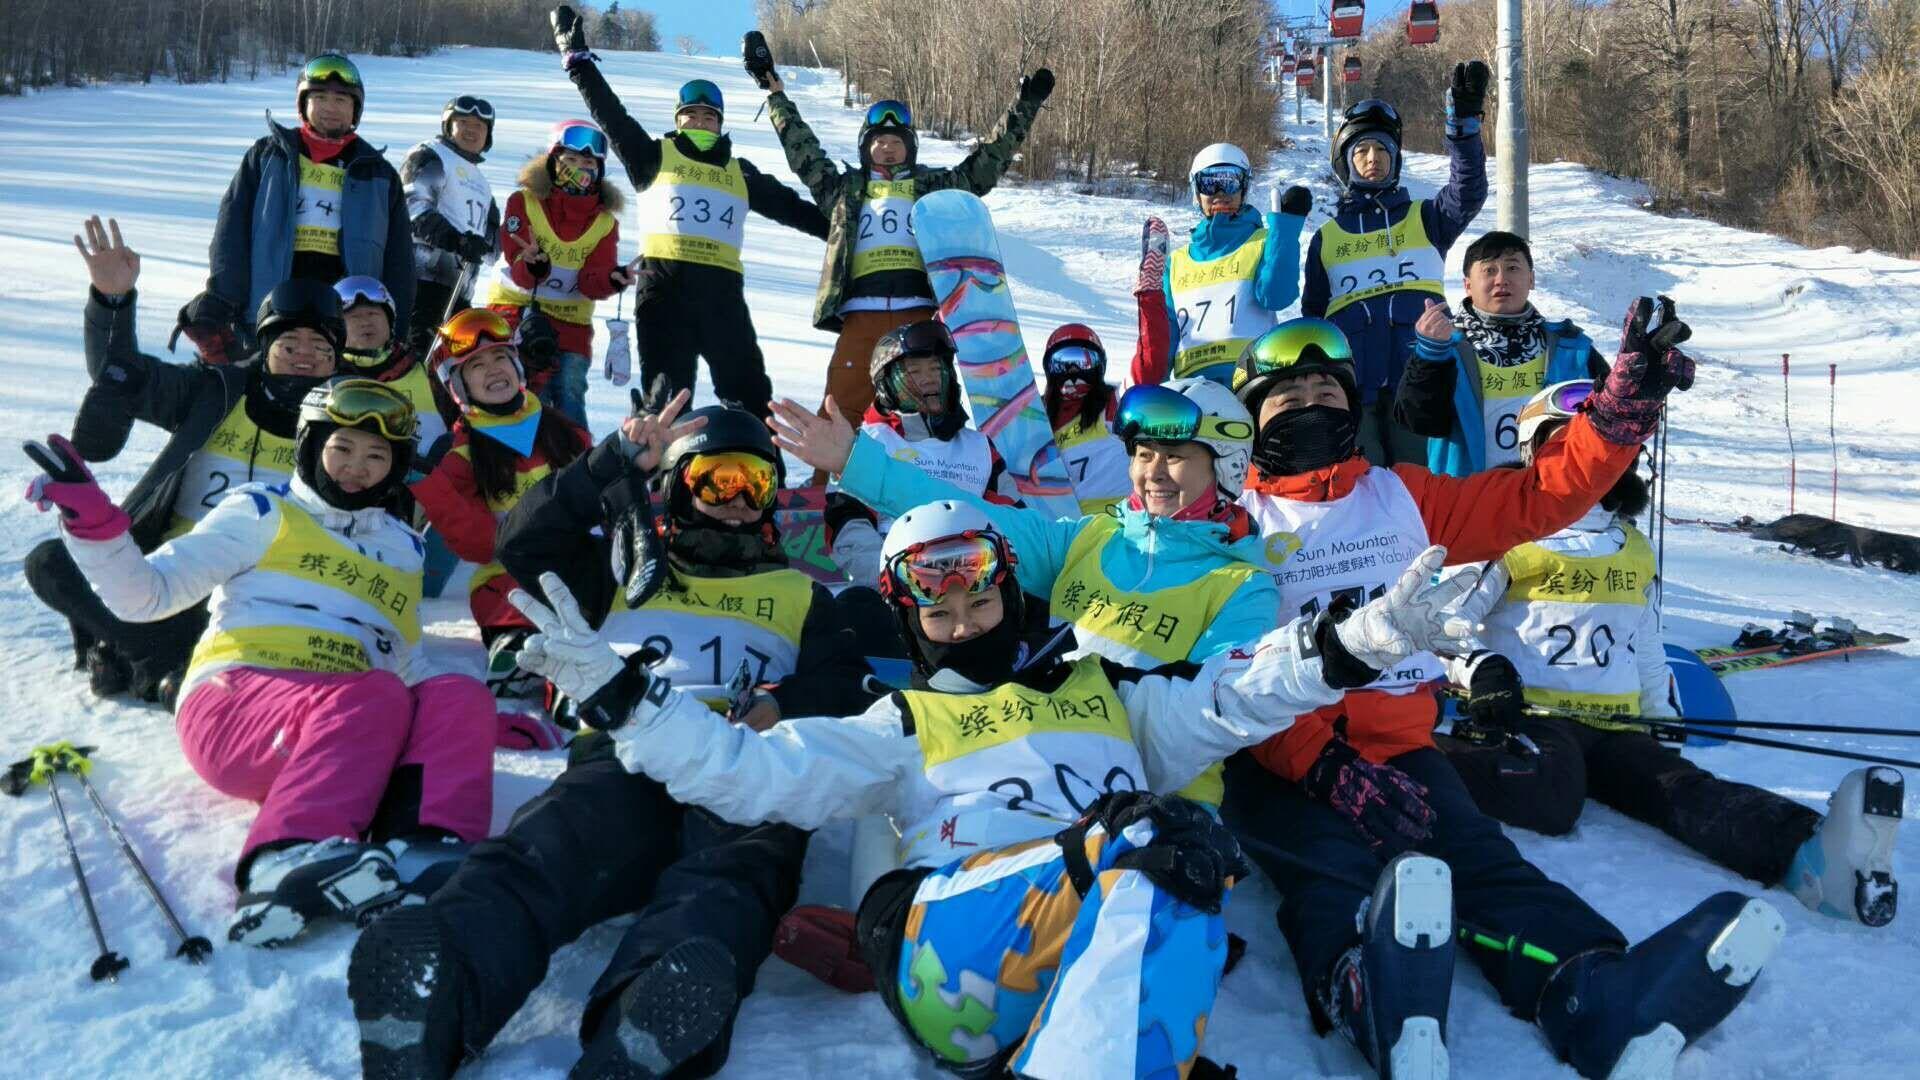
[1043, 345, 1104, 376]
[318, 378, 418, 441]
[883, 533, 1009, 607]
[333, 275, 393, 313]
[302, 53, 363, 89]
[1193, 166, 1247, 196]
[1232, 319, 1354, 393]
[864, 99, 913, 128]
[552, 121, 608, 157]
[681, 451, 778, 510]
[439, 308, 517, 360]
[447, 95, 494, 121]
[1517, 379, 1595, 449]
[677, 80, 724, 114]
[1115, 384, 1253, 446]
[1343, 98, 1400, 125]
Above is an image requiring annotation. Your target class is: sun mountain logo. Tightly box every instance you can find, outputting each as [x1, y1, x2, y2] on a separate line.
[1264, 531, 1303, 565]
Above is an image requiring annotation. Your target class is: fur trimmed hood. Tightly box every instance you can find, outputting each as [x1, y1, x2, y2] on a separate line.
[517, 154, 624, 212]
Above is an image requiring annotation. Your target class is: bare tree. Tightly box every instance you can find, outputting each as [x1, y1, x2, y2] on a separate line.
[676, 34, 705, 56]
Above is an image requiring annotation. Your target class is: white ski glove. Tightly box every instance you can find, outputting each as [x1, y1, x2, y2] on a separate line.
[603, 316, 632, 386]
[508, 572, 627, 703]
[1334, 546, 1483, 672]
[833, 519, 884, 589]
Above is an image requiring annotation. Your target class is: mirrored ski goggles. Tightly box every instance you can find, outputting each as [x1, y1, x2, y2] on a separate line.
[677, 79, 724, 114]
[551, 121, 608, 157]
[1232, 319, 1354, 392]
[865, 100, 913, 128]
[333, 275, 393, 312]
[321, 378, 418, 441]
[439, 308, 517, 359]
[892, 319, 958, 359]
[1115, 384, 1253, 446]
[447, 95, 494, 121]
[302, 53, 363, 89]
[1193, 167, 1247, 196]
[682, 451, 778, 509]
[1043, 345, 1104, 375]
[885, 534, 1008, 607]
[1344, 98, 1400, 125]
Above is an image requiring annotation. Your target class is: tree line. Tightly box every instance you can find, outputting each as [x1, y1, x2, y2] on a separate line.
[1344, 0, 1920, 257]
[0, 0, 658, 94]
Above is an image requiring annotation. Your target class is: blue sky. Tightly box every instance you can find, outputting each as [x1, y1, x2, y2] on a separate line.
[628, 0, 755, 55]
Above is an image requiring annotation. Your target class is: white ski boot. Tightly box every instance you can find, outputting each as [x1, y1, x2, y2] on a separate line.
[1788, 766, 1903, 926]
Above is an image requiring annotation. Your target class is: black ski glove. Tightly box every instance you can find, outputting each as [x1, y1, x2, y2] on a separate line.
[1446, 60, 1490, 122]
[1461, 650, 1525, 731]
[1020, 68, 1056, 104]
[1060, 792, 1252, 914]
[1279, 184, 1314, 216]
[576, 647, 666, 732]
[743, 30, 777, 89]
[550, 5, 588, 55]
[1300, 738, 1435, 856]
[459, 232, 493, 264]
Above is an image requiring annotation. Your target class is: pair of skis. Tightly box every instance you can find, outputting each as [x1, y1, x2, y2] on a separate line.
[1696, 612, 1907, 676]
[4, 743, 211, 981]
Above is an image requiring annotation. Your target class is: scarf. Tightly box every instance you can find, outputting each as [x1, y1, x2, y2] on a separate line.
[1454, 301, 1547, 368]
[466, 391, 544, 456]
[299, 125, 356, 163]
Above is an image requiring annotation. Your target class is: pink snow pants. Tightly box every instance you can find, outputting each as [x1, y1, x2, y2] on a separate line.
[176, 667, 495, 868]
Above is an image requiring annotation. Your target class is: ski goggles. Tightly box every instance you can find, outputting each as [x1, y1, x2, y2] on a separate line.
[884, 533, 1010, 607]
[1115, 384, 1253, 446]
[1516, 379, 1595, 447]
[551, 121, 608, 157]
[1043, 345, 1104, 376]
[446, 95, 494, 122]
[682, 451, 778, 510]
[301, 53, 363, 90]
[333, 275, 393, 313]
[1344, 98, 1399, 126]
[865, 99, 913, 129]
[1193, 166, 1248, 197]
[891, 319, 958, 360]
[319, 378, 418, 441]
[439, 308, 517, 360]
[1232, 319, 1354, 394]
[677, 79, 724, 115]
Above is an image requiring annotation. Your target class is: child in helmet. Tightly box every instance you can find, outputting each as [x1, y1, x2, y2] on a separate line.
[482, 119, 631, 432]
[1438, 380, 1904, 929]
[25, 377, 497, 947]
[1042, 323, 1130, 516]
[1302, 64, 1490, 465]
[505, 497, 1481, 1079]
[402, 95, 500, 355]
[335, 275, 455, 468]
[1137, 143, 1313, 387]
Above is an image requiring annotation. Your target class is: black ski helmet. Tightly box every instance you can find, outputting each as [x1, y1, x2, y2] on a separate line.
[294, 376, 417, 511]
[297, 52, 365, 128]
[870, 320, 965, 437]
[256, 279, 347, 356]
[858, 99, 918, 170]
[441, 95, 495, 153]
[1331, 99, 1403, 191]
[659, 405, 785, 524]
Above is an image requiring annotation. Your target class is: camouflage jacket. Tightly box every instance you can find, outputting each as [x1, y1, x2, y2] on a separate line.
[768, 90, 1042, 331]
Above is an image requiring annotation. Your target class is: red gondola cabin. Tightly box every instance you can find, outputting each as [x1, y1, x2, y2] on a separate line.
[1343, 56, 1362, 83]
[1330, 0, 1365, 38]
[1297, 58, 1318, 88]
[1407, 0, 1440, 44]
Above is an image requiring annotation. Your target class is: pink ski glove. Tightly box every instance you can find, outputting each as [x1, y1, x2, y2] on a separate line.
[1588, 295, 1696, 445]
[496, 709, 569, 751]
[25, 435, 129, 541]
[1136, 217, 1169, 296]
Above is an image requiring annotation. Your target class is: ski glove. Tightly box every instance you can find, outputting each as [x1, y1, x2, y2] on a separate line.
[459, 232, 494, 264]
[1325, 546, 1481, 684]
[1301, 738, 1436, 856]
[1278, 184, 1314, 217]
[509, 572, 630, 707]
[1060, 791, 1253, 914]
[24, 435, 129, 542]
[1020, 68, 1056, 104]
[1446, 60, 1491, 121]
[1461, 650, 1526, 730]
[743, 30, 778, 90]
[550, 5, 590, 56]
[1136, 217, 1170, 296]
[1587, 294, 1695, 445]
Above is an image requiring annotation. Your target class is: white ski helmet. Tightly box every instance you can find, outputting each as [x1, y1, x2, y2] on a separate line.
[880, 500, 1009, 583]
[1120, 378, 1256, 496]
[1188, 142, 1253, 187]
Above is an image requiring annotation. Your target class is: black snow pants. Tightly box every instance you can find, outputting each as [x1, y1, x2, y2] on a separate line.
[1220, 749, 1628, 1029]
[25, 537, 204, 699]
[632, 271, 773, 421]
[1439, 718, 1823, 886]
[424, 755, 809, 1075]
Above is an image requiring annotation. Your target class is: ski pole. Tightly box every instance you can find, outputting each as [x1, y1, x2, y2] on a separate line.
[1512, 702, 1920, 740]
[27, 746, 130, 983]
[59, 748, 212, 963]
[1635, 720, 1920, 770]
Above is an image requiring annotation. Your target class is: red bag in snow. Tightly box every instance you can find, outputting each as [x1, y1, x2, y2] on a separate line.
[773, 904, 875, 993]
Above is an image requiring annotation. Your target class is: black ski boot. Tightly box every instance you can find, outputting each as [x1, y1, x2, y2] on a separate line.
[1536, 892, 1785, 1079]
[350, 905, 482, 1080]
[570, 937, 736, 1079]
[1320, 853, 1454, 1079]
[85, 643, 130, 697]
[228, 838, 403, 947]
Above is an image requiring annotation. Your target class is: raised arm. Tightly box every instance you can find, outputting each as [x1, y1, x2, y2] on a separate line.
[765, 91, 847, 204]
[943, 73, 1050, 195]
[740, 158, 831, 240]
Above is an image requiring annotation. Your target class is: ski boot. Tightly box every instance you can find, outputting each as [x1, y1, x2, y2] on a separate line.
[571, 937, 736, 1079]
[384, 833, 472, 904]
[1787, 766, 1902, 926]
[229, 837, 403, 947]
[486, 628, 543, 699]
[1321, 854, 1455, 1079]
[1537, 892, 1785, 1079]
[85, 643, 130, 698]
[350, 905, 481, 1080]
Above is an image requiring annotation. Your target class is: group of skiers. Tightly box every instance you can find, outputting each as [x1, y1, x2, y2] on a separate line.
[17, 9, 1906, 1080]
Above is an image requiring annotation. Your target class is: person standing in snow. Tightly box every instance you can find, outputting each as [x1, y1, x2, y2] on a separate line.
[178, 53, 415, 362]
[349, 398, 875, 1080]
[1133, 145, 1312, 388]
[1438, 379, 1904, 928]
[548, 6, 830, 423]
[1391, 231, 1608, 475]
[754, 51, 1051, 430]
[403, 96, 501, 357]
[25, 377, 497, 947]
[29, 219, 342, 707]
[1042, 323, 1131, 516]
[1302, 65, 1490, 466]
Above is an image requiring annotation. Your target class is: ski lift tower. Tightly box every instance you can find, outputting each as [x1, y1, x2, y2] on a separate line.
[1269, 14, 1325, 126]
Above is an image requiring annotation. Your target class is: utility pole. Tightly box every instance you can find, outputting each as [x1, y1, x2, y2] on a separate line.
[1496, 0, 1529, 235]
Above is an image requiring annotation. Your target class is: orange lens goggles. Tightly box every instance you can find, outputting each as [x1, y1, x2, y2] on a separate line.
[683, 452, 778, 509]
[439, 309, 516, 360]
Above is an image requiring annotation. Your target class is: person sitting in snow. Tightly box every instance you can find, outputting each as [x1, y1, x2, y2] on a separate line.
[1438, 379, 1904, 928]
[25, 377, 496, 947]
[1302, 64, 1490, 466]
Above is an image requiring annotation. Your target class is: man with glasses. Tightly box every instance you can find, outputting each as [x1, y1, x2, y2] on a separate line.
[179, 53, 415, 362]
[403, 96, 501, 356]
[751, 42, 1052, 429]
[1301, 65, 1490, 466]
[548, 7, 830, 423]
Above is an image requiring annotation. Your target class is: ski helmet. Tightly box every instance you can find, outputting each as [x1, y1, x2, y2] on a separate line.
[256, 279, 346, 356]
[441, 95, 495, 152]
[1114, 377, 1255, 496]
[1042, 323, 1107, 381]
[1188, 143, 1253, 191]
[675, 80, 725, 125]
[1231, 318, 1359, 415]
[334, 275, 397, 330]
[431, 309, 525, 412]
[870, 320, 965, 435]
[859, 99, 917, 168]
[297, 52, 365, 128]
[879, 499, 1025, 680]
[1331, 99, 1403, 191]
[659, 405, 786, 524]
[294, 376, 418, 511]
[547, 119, 608, 191]
[1516, 379, 1595, 452]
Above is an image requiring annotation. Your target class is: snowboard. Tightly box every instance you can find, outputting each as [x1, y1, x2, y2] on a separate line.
[912, 190, 1082, 518]
[1702, 634, 1907, 676]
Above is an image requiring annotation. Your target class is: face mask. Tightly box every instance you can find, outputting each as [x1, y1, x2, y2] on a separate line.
[667, 518, 781, 573]
[911, 601, 1026, 687]
[1252, 404, 1359, 476]
[678, 127, 720, 152]
[553, 158, 598, 195]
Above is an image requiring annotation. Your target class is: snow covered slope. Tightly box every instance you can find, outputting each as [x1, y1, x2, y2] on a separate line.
[0, 47, 1915, 1080]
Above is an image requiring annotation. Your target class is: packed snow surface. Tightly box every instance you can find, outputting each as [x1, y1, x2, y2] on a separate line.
[1, 46, 1916, 1079]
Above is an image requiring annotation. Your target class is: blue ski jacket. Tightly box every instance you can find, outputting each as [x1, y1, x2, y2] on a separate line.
[1160, 206, 1308, 382]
